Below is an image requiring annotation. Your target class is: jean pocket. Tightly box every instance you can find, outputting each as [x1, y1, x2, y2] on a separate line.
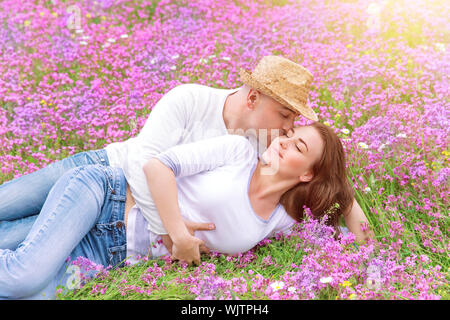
[70, 150, 106, 167]
[108, 244, 127, 268]
[91, 223, 113, 236]
[69, 151, 91, 167]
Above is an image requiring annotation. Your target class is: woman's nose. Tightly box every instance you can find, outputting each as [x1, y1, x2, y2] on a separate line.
[279, 137, 288, 149]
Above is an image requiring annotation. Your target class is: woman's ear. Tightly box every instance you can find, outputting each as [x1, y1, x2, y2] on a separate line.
[299, 171, 313, 183]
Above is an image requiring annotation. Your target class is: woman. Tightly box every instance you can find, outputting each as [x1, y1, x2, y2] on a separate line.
[143, 122, 357, 264]
[0, 122, 363, 299]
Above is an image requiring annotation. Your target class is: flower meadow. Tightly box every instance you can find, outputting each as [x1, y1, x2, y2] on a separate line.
[0, 0, 448, 300]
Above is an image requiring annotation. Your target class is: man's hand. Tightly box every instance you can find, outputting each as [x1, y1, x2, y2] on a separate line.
[171, 233, 205, 265]
[161, 220, 215, 260]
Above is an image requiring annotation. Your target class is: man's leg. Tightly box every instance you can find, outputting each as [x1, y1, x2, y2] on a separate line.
[0, 215, 36, 249]
[0, 165, 109, 299]
[0, 149, 109, 248]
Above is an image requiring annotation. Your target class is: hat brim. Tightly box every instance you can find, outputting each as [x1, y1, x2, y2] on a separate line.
[239, 68, 318, 122]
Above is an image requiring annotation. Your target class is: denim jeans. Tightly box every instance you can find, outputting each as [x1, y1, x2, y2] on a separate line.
[0, 149, 109, 249]
[0, 164, 127, 300]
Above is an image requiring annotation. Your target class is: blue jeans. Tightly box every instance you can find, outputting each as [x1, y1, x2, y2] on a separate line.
[0, 164, 127, 299]
[0, 149, 109, 249]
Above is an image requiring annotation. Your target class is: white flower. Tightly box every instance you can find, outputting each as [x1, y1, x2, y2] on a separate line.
[79, 41, 88, 45]
[120, 34, 129, 39]
[208, 54, 216, 59]
[107, 38, 116, 43]
[198, 58, 208, 64]
[75, 29, 84, 34]
[222, 56, 231, 61]
[396, 133, 407, 138]
[170, 65, 177, 70]
[102, 43, 110, 48]
[341, 128, 350, 135]
[287, 286, 297, 293]
[270, 281, 285, 291]
[150, 58, 157, 64]
[171, 54, 180, 59]
[81, 35, 90, 40]
[319, 276, 333, 284]
[363, 187, 371, 193]
[358, 142, 369, 149]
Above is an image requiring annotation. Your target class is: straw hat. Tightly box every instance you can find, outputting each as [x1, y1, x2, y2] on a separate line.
[240, 55, 318, 121]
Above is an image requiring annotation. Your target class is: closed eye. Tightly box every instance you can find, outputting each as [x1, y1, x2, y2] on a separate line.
[285, 129, 302, 153]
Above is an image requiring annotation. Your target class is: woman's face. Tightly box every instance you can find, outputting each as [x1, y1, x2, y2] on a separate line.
[261, 126, 324, 182]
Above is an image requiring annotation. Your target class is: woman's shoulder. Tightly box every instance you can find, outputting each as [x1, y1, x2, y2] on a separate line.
[222, 134, 257, 159]
[203, 134, 253, 150]
[222, 133, 252, 145]
[269, 205, 296, 236]
[276, 205, 297, 226]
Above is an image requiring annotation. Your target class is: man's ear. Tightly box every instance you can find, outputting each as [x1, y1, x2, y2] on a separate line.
[247, 89, 259, 110]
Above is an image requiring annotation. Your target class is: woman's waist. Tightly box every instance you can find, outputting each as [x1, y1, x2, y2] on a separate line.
[124, 182, 136, 229]
[125, 204, 169, 260]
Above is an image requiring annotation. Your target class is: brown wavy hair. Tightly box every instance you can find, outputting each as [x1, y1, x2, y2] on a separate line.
[279, 122, 354, 237]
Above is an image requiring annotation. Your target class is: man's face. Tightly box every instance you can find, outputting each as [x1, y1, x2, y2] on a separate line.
[245, 89, 299, 148]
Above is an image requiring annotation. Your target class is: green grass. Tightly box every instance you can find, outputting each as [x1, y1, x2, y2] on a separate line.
[59, 236, 306, 300]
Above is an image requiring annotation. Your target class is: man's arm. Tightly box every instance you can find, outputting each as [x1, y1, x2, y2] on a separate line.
[344, 198, 375, 243]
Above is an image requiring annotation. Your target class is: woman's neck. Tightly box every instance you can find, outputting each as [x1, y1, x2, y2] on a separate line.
[249, 160, 299, 204]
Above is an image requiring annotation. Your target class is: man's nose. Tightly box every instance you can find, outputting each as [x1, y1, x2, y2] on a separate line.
[283, 121, 294, 134]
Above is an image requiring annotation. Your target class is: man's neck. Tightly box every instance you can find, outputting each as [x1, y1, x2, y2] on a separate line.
[222, 90, 242, 133]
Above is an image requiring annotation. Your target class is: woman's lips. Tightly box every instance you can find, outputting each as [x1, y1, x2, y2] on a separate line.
[278, 149, 283, 159]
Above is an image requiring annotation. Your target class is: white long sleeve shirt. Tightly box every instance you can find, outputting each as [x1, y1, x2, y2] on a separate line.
[126, 134, 295, 260]
[105, 84, 241, 234]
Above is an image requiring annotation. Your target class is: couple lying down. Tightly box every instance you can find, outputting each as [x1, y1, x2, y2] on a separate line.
[0, 56, 372, 299]
[0, 123, 367, 299]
